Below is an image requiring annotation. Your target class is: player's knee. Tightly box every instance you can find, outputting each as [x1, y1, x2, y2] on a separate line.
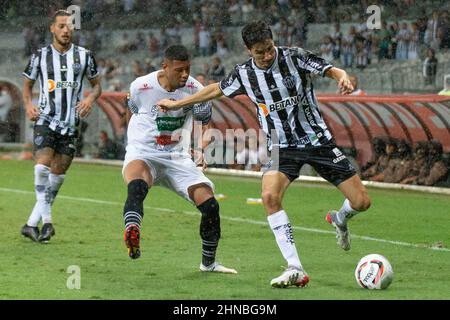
[127, 179, 149, 201]
[261, 190, 282, 210]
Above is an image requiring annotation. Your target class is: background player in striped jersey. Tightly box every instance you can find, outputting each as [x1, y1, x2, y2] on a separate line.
[158, 20, 371, 288]
[122, 45, 236, 274]
[21, 10, 102, 242]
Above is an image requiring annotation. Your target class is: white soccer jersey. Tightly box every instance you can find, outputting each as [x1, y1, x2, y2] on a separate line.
[126, 71, 211, 155]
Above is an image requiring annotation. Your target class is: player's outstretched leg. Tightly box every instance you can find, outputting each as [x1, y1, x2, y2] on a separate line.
[327, 175, 371, 251]
[123, 179, 148, 259]
[197, 197, 237, 274]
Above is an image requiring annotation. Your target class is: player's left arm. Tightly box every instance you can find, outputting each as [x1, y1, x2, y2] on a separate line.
[77, 76, 102, 118]
[325, 67, 354, 95]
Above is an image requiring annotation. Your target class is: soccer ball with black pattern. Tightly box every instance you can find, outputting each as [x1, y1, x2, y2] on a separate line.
[355, 254, 394, 289]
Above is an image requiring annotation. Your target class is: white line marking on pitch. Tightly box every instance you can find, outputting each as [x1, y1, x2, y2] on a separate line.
[1, 187, 449, 253]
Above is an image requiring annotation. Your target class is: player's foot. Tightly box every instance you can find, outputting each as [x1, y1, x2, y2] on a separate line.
[326, 210, 351, 251]
[39, 223, 55, 242]
[124, 224, 141, 259]
[270, 267, 309, 288]
[21, 224, 40, 242]
[200, 261, 237, 274]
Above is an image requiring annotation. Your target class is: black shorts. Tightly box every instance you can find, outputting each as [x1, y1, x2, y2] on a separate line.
[33, 125, 77, 158]
[267, 140, 357, 186]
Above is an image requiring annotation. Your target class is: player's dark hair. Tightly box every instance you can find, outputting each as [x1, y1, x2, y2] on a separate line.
[164, 45, 190, 62]
[241, 20, 273, 49]
[52, 9, 71, 23]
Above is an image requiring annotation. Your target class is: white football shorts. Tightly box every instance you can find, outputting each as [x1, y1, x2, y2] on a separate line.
[122, 145, 214, 202]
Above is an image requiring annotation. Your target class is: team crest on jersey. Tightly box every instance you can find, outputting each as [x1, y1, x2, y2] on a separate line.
[72, 63, 82, 75]
[34, 136, 44, 146]
[282, 75, 296, 89]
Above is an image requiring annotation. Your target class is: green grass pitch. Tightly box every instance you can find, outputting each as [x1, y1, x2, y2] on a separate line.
[0, 159, 449, 300]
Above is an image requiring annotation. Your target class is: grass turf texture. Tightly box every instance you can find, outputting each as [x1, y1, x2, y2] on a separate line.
[0, 159, 449, 300]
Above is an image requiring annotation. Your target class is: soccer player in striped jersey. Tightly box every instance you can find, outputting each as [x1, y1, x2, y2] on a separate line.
[158, 20, 371, 288]
[21, 10, 102, 242]
[121, 45, 236, 274]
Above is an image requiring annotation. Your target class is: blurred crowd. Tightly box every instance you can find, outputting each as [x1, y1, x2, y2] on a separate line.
[315, 10, 449, 87]
[361, 137, 449, 187]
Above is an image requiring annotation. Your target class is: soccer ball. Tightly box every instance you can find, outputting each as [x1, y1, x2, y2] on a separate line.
[355, 254, 394, 289]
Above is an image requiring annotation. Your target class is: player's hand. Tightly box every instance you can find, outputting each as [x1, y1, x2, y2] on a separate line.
[157, 99, 180, 113]
[193, 149, 207, 171]
[338, 75, 354, 95]
[76, 98, 94, 118]
[25, 104, 40, 121]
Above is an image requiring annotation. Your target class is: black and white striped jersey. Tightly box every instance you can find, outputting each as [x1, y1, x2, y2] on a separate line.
[219, 46, 333, 150]
[23, 44, 99, 135]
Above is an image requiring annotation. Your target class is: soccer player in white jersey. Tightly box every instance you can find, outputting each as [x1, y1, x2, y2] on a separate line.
[158, 21, 371, 288]
[21, 10, 102, 242]
[122, 45, 236, 274]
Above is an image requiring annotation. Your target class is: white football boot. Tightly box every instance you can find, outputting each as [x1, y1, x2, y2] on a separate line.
[200, 261, 238, 274]
[270, 267, 310, 288]
[326, 210, 351, 251]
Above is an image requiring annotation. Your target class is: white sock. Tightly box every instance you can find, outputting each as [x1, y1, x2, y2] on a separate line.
[49, 173, 65, 205]
[29, 164, 52, 225]
[336, 199, 358, 225]
[267, 210, 302, 270]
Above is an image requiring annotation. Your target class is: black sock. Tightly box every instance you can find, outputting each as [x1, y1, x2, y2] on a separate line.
[197, 197, 221, 266]
[123, 179, 148, 229]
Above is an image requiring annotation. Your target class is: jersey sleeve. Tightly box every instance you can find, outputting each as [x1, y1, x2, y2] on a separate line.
[291, 47, 333, 77]
[126, 81, 140, 114]
[219, 66, 246, 98]
[86, 51, 99, 79]
[193, 101, 212, 125]
[22, 52, 40, 80]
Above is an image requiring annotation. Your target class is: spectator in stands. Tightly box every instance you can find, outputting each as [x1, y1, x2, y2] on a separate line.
[354, 36, 369, 70]
[361, 137, 392, 180]
[241, 0, 255, 22]
[387, 140, 414, 183]
[342, 25, 356, 67]
[331, 23, 342, 60]
[360, 137, 386, 174]
[228, 0, 241, 25]
[438, 10, 450, 49]
[368, 138, 399, 182]
[320, 35, 334, 62]
[143, 58, 156, 74]
[148, 32, 160, 58]
[195, 73, 207, 86]
[408, 22, 420, 60]
[159, 27, 169, 54]
[415, 140, 448, 186]
[208, 56, 225, 83]
[400, 141, 429, 184]
[376, 21, 391, 61]
[273, 17, 291, 46]
[396, 22, 410, 60]
[423, 48, 438, 86]
[290, 20, 308, 47]
[425, 11, 440, 50]
[389, 22, 399, 59]
[118, 32, 131, 54]
[199, 25, 211, 56]
[131, 60, 144, 78]
[97, 130, 119, 160]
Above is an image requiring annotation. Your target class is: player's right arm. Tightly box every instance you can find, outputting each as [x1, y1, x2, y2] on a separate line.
[23, 78, 39, 121]
[22, 52, 41, 121]
[158, 82, 223, 111]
